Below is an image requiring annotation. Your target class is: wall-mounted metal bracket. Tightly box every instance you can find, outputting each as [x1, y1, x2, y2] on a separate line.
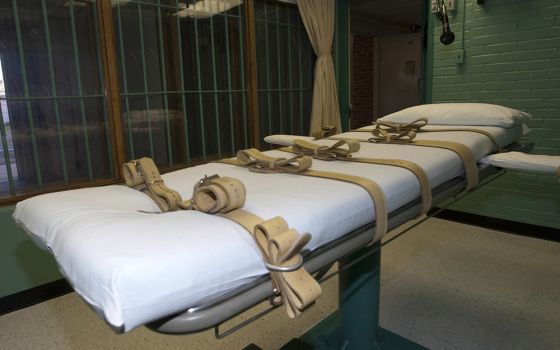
[432, 0, 457, 13]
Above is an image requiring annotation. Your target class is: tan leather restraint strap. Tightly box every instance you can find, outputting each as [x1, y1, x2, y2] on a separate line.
[410, 140, 479, 190]
[333, 125, 480, 191]
[219, 150, 388, 244]
[223, 211, 322, 318]
[337, 135, 479, 191]
[188, 177, 321, 319]
[290, 139, 360, 160]
[354, 118, 502, 151]
[236, 148, 313, 173]
[279, 139, 431, 215]
[122, 157, 190, 212]
[189, 177, 322, 318]
[311, 125, 337, 140]
[124, 163, 321, 319]
[182, 175, 246, 213]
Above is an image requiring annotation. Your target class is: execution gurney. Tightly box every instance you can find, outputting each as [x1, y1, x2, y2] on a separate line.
[13, 104, 542, 344]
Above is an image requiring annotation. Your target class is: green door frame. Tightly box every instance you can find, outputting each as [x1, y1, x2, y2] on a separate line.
[335, 0, 350, 132]
[424, 0, 434, 104]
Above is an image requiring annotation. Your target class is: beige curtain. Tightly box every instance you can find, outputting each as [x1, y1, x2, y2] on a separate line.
[298, 0, 341, 135]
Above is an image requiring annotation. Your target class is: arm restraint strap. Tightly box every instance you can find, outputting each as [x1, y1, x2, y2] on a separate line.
[311, 125, 337, 140]
[222, 210, 322, 318]
[218, 149, 389, 244]
[183, 176, 322, 319]
[122, 158, 191, 212]
[123, 161, 321, 319]
[409, 140, 479, 190]
[278, 139, 431, 216]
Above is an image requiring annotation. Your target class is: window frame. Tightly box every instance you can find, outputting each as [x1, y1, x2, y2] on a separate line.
[0, 0, 311, 206]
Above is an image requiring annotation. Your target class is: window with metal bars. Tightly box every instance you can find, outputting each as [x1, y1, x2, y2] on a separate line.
[0, 0, 315, 203]
[0, 0, 114, 201]
[114, 0, 250, 166]
[255, 0, 314, 140]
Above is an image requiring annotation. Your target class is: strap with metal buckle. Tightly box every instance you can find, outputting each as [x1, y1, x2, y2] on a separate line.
[287, 139, 360, 160]
[311, 125, 337, 139]
[122, 157, 187, 212]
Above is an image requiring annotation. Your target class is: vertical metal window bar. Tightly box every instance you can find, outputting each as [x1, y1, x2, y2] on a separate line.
[175, 0, 191, 163]
[115, 3, 135, 159]
[69, 2, 94, 180]
[156, 0, 174, 165]
[275, 4, 283, 133]
[136, 2, 155, 159]
[298, 23, 304, 135]
[209, 12, 223, 157]
[286, 8, 294, 135]
[0, 106, 16, 195]
[193, 9, 208, 160]
[263, 1, 272, 136]
[223, 3, 236, 153]
[41, 0, 69, 185]
[175, 0, 191, 164]
[237, 5, 248, 149]
[11, 0, 43, 189]
[92, 1, 114, 177]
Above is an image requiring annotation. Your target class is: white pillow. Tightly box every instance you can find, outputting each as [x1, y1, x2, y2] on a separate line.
[379, 103, 532, 128]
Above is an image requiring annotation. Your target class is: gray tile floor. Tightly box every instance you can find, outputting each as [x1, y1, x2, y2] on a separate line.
[0, 218, 558, 349]
[380, 218, 560, 350]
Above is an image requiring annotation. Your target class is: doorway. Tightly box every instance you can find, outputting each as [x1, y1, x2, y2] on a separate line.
[349, 0, 426, 129]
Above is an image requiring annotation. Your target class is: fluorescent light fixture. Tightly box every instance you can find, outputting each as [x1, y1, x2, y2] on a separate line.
[177, 0, 243, 18]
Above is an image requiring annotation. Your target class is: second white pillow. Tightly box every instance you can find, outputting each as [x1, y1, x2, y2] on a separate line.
[379, 103, 531, 128]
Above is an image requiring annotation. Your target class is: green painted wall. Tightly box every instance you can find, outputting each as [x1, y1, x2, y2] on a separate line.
[0, 205, 62, 297]
[429, 0, 560, 228]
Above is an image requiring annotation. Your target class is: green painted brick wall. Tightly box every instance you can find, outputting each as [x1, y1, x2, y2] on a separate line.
[430, 0, 560, 228]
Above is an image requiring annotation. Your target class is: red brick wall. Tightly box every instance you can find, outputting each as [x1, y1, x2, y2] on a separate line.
[351, 34, 374, 129]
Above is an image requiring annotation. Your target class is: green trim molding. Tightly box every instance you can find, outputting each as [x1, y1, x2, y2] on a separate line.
[424, 0, 434, 103]
[335, 0, 350, 132]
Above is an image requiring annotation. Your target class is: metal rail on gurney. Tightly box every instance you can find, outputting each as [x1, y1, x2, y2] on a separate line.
[145, 165, 503, 336]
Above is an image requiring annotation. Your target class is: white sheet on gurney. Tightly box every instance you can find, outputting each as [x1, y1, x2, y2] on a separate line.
[480, 151, 560, 174]
[265, 124, 521, 151]
[12, 125, 521, 332]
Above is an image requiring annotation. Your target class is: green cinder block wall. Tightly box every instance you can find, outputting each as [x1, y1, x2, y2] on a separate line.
[430, 0, 560, 228]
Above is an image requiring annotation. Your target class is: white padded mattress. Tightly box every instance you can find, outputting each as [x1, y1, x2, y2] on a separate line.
[13, 125, 521, 331]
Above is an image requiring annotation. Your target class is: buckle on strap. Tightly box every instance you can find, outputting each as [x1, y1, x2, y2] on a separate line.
[132, 160, 142, 176]
[264, 255, 303, 272]
[199, 174, 219, 185]
[193, 174, 220, 193]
